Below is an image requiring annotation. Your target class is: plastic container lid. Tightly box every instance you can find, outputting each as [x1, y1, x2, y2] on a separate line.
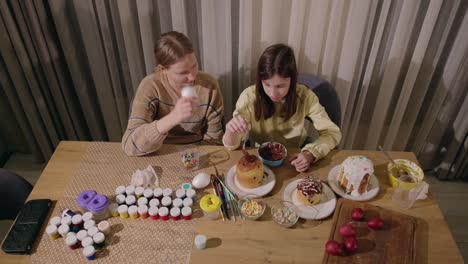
[87, 226, 99, 237]
[115, 185, 126, 195]
[128, 205, 138, 215]
[77, 190, 97, 208]
[82, 212, 94, 222]
[76, 230, 88, 241]
[135, 186, 145, 196]
[148, 207, 159, 216]
[125, 195, 136, 205]
[176, 189, 186, 198]
[199, 194, 221, 212]
[126, 185, 135, 195]
[159, 207, 169, 216]
[182, 207, 192, 216]
[46, 225, 57, 235]
[138, 205, 148, 214]
[186, 189, 196, 198]
[58, 224, 70, 235]
[71, 214, 83, 225]
[149, 199, 160, 207]
[84, 220, 96, 230]
[61, 216, 72, 226]
[118, 204, 128, 214]
[161, 197, 172, 207]
[93, 232, 105, 243]
[81, 237, 94, 248]
[183, 198, 193, 207]
[163, 188, 173, 197]
[83, 245, 95, 257]
[137, 197, 148, 206]
[170, 207, 181, 217]
[173, 198, 183, 207]
[98, 221, 110, 232]
[65, 235, 78, 246]
[143, 189, 153, 198]
[181, 183, 192, 190]
[153, 188, 163, 197]
[49, 216, 61, 226]
[115, 194, 126, 204]
[87, 194, 109, 212]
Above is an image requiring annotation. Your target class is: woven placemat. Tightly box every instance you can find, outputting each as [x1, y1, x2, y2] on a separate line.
[31, 142, 208, 263]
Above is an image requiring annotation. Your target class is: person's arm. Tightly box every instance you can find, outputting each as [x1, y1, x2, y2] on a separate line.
[202, 80, 225, 144]
[301, 89, 342, 161]
[222, 88, 253, 150]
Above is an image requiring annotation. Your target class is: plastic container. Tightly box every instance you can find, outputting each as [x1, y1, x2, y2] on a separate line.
[76, 230, 88, 242]
[87, 226, 99, 237]
[49, 216, 61, 226]
[135, 186, 145, 198]
[194, 234, 207, 250]
[138, 205, 149, 219]
[83, 245, 96, 260]
[87, 194, 110, 221]
[149, 207, 159, 220]
[77, 190, 97, 209]
[125, 195, 136, 206]
[182, 207, 192, 220]
[173, 198, 183, 208]
[181, 183, 192, 190]
[186, 189, 196, 201]
[153, 188, 163, 199]
[199, 194, 221, 220]
[143, 189, 154, 200]
[58, 224, 70, 237]
[115, 194, 126, 205]
[271, 200, 299, 228]
[83, 219, 96, 230]
[183, 198, 193, 207]
[149, 198, 160, 208]
[93, 232, 105, 249]
[61, 216, 72, 226]
[65, 234, 79, 250]
[125, 185, 135, 196]
[161, 197, 172, 207]
[81, 237, 94, 248]
[176, 189, 186, 199]
[98, 220, 111, 235]
[71, 214, 83, 232]
[115, 185, 126, 195]
[159, 207, 169, 221]
[137, 197, 148, 206]
[82, 212, 94, 222]
[118, 204, 129, 218]
[109, 203, 119, 217]
[170, 207, 181, 220]
[128, 205, 139, 219]
[181, 152, 199, 169]
[46, 225, 60, 240]
[163, 188, 173, 197]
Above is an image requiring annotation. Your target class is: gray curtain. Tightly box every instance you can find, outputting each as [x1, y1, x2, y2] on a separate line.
[0, 0, 467, 181]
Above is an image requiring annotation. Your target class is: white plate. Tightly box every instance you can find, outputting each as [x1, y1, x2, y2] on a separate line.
[327, 165, 380, 201]
[282, 179, 336, 220]
[225, 165, 276, 198]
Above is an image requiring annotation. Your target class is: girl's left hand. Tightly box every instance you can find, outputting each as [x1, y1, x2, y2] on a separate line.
[289, 151, 316, 172]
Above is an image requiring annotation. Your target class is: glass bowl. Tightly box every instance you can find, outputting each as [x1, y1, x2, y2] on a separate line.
[238, 195, 266, 221]
[270, 200, 299, 228]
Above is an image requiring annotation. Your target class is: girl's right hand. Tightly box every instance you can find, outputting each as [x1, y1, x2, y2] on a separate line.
[226, 116, 250, 134]
[171, 97, 198, 123]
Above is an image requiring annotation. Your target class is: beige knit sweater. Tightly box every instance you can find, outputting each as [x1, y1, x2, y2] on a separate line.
[122, 69, 224, 156]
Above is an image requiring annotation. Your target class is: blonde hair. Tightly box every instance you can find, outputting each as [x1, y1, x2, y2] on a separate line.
[154, 31, 194, 68]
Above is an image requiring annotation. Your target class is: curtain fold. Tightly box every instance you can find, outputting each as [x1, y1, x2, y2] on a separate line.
[0, 0, 467, 179]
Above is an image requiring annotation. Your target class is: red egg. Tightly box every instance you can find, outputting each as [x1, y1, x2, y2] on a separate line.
[367, 217, 384, 230]
[344, 236, 358, 252]
[351, 208, 364, 221]
[325, 240, 343, 255]
[339, 224, 356, 237]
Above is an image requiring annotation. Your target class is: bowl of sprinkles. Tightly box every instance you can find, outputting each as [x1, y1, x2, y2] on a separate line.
[271, 200, 299, 228]
[239, 195, 266, 220]
[181, 152, 199, 169]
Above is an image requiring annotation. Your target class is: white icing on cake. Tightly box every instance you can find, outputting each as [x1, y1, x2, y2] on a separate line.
[341, 156, 374, 196]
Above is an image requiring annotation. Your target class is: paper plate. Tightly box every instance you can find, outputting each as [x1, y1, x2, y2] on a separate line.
[282, 179, 336, 220]
[225, 165, 276, 198]
[327, 165, 380, 201]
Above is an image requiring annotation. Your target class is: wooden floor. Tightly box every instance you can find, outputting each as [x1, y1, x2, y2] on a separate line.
[1, 153, 467, 261]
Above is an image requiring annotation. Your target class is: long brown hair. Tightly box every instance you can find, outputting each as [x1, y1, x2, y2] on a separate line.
[154, 31, 194, 68]
[255, 44, 298, 121]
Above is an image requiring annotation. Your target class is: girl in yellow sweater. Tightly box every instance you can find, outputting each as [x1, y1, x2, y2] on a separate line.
[223, 44, 341, 172]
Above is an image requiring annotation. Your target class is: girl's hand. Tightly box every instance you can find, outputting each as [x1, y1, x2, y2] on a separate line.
[226, 116, 250, 134]
[289, 151, 316, 172]
[171, 97, 198, 123]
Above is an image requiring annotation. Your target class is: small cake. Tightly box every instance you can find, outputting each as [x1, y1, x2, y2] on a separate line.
[296, 177, 322, 206]
[337, 156, 374, 196]
[236, 149, 264, 189]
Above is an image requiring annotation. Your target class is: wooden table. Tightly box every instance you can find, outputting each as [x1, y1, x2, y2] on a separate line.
[1, 141, 463, 263]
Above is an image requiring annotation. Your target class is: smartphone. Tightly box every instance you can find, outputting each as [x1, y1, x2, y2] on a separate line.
[1, 199, 52, 254]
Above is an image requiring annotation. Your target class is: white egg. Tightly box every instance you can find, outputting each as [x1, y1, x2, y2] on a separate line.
[192, 172, 211, 189]
[181, 86, 197, 98]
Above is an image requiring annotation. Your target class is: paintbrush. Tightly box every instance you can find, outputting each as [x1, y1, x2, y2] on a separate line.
[210, 176, 225, 221]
